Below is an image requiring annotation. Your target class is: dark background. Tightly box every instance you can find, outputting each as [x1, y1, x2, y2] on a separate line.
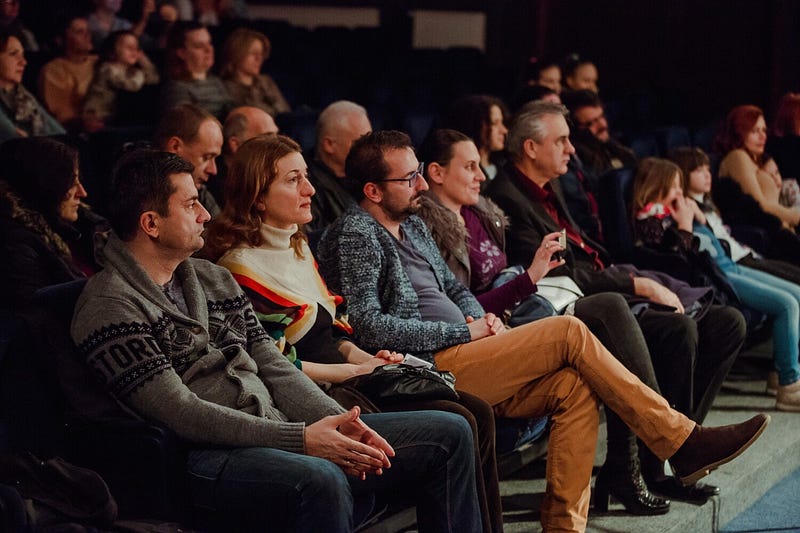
[19, 0, 800, 129]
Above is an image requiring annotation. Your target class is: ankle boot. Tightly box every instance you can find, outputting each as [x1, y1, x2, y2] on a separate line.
[669, 414, 770, 486]
[593, 461, 670, 515]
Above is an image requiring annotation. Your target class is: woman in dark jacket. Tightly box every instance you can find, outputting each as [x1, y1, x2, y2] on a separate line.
[0, 137, 106, 307]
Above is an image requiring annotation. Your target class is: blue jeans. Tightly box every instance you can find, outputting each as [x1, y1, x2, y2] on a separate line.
[185, 410, 480, 532]
[728, 265, 800, 385]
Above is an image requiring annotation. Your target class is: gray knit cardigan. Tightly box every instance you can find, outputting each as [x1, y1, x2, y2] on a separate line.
[317, 204, 485, 364]
[71, 234, 344, 454]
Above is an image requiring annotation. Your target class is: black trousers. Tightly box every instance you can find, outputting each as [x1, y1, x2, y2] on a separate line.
[573, 292, 662, 471]
[638, 304, 745, 424]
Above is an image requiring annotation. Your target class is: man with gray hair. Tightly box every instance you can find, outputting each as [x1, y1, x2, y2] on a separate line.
[486, 101, 747, 503]
[307, 100, 372, 230]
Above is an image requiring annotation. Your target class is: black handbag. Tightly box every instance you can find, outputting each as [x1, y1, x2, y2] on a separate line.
[341, 364, 459, 405]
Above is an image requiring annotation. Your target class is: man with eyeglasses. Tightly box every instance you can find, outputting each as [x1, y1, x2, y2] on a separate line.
[561, 89, 636, 178]
[317, 129, 769, 533]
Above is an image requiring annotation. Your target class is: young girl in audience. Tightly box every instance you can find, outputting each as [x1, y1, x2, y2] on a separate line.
[82, 30, 160, 131]
[220, 27, 290, 117]
[632, 157, 800, 411]
[201, 134, 503, 533]
[0, 30, 64, 140]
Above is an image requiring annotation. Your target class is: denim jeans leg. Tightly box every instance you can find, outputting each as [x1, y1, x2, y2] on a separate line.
[186, 446, 353, 532]
[357, 411, 481, 533]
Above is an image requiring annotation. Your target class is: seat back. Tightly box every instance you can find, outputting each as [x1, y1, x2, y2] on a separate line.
[596, 167, 636, 262]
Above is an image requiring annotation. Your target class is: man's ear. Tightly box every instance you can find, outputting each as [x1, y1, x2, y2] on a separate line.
[362, 182, 383, 204]
[320, 135, 336, 156]
[523, 138, 538, 160]
[165, 136, 183, 154]
[139, 211, 160, 239]
[227, 136, 240, 155]
[426, 162, 445, 185]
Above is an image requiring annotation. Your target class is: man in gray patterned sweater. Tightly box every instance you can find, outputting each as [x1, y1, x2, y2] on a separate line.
[70, 148, 481, 532]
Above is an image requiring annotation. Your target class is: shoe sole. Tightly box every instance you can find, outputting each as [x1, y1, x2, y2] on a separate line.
[676, 415, 771, 486]
[776, 401, 800, 412]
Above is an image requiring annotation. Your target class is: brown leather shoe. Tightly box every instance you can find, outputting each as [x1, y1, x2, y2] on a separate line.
[669, 414, 770, 486]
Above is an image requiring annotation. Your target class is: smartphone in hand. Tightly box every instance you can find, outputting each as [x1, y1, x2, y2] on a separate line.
[554, 228, 567, 261]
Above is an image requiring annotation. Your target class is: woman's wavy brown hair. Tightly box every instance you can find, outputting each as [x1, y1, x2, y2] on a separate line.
[201, 134, 307, 262]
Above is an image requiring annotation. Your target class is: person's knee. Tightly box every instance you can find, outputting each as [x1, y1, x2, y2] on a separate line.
[551, 368, 599, 414]
[664, 312, 698, 350]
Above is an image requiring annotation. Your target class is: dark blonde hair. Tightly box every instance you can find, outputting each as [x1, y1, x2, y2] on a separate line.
[632, 157, 682, 212]
[201, 134, 307, 261]
[220, 28, 271, 80]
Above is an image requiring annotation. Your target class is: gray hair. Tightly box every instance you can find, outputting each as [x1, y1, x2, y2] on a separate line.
[316, 100, 369, 140]
[507, 102, 569, 161]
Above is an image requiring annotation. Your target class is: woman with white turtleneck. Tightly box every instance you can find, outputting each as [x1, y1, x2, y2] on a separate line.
[201, 134, 504, 533]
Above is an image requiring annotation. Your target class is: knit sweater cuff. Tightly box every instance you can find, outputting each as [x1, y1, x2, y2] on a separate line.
[268, 421, 308, 455]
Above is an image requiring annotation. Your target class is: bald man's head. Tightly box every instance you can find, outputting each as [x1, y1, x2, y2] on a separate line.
[223, 106, 279, 155]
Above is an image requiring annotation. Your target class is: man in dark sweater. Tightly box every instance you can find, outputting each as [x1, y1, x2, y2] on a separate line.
[70, 148, 482, 532]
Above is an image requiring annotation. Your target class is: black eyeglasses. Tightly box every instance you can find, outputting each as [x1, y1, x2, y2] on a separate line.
[377, 162, 424, 188]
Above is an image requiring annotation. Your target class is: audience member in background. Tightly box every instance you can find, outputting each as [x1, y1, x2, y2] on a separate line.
[713, 104, 800, 263]
[222, 105, 278, 158]
[82, 30, 159, 132]
[717, 104, 799, 230]
[307, 100, 371, 231]
[154, 103, 223, 216]
[768, 92, 800, 182]
[220, 27, 290, 117]
[0, 137, 107, 307]
[632, 157, 800, 412]
[562, 54, 598, 94]
[416, 129, 715, 511]
[442, 94, 508, 184]
[561, 89, 636, 177]
[193, 0, 249, 26]
[71, 147, 483, 533]
[160, 20, 232, 119]
[38, 14, 98, 132]
[0, 30, 64, 140]
[0, 0, 37, 51]
[211, 105, 277, 202]
[317, 128, 769, 533]
[202, 134, 504, 533]
[145, 0, 180, 49]
[485, 103, 746, 502]
[512, 56, 562, 109]
[87, 0, 155, 51]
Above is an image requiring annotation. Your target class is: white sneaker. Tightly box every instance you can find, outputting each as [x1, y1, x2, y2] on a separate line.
[766, 371, 779, 396]
[776, 379, 800, 412]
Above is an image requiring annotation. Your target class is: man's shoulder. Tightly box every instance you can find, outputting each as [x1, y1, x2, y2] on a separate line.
[484, 164, 518, 197]
[325, 204, 376, 234]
